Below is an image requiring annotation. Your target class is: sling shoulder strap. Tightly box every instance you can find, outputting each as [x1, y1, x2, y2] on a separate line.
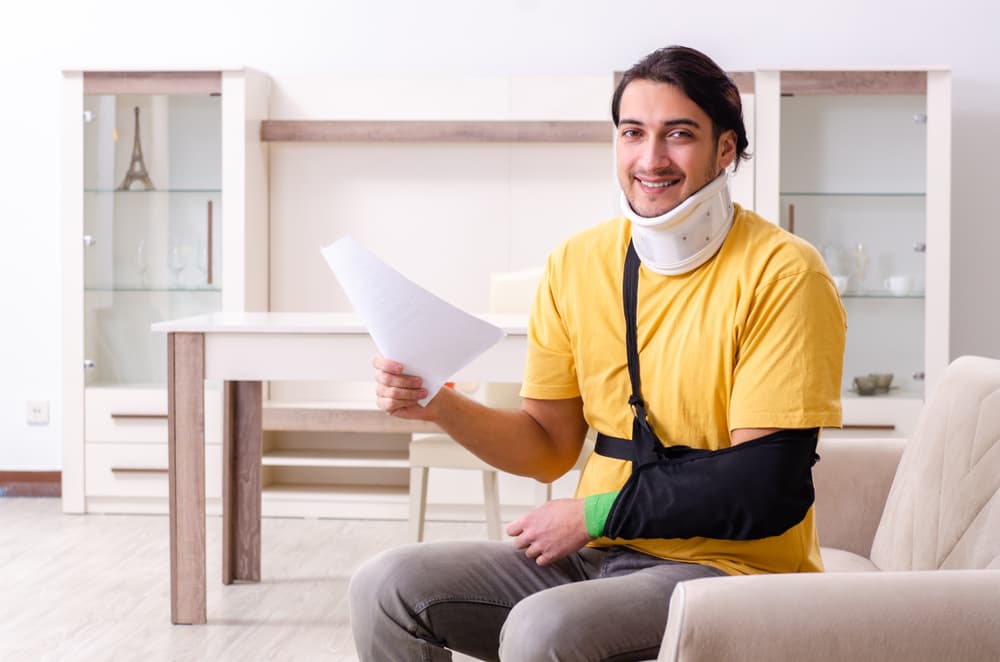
[595, 240, 664, 465]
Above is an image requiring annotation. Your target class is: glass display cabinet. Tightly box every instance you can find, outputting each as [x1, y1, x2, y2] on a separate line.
[753, 70, 951, 437]
[83, 88, 222, 387]
[62, 69, 269, 512]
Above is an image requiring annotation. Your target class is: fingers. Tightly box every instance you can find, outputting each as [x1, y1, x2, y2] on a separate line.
[372, 356, 426, 414]
[520, 540, 552, 566]
[509, 522, 548, 564]
[373, 357, 424, 390]
[375, 382, 427, 404]
[507, 517, 531, 551]
[372, 355, 405, 374]
[505, 518, 525, 538]
[507, 501, 586, 566]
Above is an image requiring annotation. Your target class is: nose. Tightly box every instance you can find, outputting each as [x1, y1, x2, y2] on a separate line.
[637, 136, 672, 173]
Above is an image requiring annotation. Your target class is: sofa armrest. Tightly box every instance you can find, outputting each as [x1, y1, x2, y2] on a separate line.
[813, 437, 906, 557]
[659, 570, 1000, 662]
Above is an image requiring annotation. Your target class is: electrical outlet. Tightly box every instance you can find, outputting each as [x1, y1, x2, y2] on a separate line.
[26, 401, 50, 425]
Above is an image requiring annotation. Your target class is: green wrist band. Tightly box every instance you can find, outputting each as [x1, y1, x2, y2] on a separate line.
[583, 491, 620, 539]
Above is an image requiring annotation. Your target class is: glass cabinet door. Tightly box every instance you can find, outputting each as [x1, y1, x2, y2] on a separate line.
[778, 75, 928, 400]
[82, 92, 222, 386]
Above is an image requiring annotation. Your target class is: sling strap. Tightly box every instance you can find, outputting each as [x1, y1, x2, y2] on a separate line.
[594, 240, 664, 465]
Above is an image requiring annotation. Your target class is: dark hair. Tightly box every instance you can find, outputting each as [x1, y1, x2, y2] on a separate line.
[611, 45, 750, 169]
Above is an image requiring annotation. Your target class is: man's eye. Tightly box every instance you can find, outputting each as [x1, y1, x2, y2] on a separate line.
[621, 129, 641, 139]
[669, 130, 692, 139]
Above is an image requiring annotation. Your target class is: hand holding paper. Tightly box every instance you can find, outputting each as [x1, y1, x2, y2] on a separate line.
[322, 236, 505, 406]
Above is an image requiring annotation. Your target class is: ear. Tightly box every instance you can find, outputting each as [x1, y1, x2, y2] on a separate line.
[716, 129, 737, 170]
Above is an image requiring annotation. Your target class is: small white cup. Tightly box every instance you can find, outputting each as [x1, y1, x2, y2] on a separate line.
[884, 275, 914, 296]
[831, 275, 849, 295]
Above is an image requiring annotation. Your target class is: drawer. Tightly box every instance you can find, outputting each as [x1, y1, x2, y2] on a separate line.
[85, 386, 223, 445]
[85, 442, 223, 499]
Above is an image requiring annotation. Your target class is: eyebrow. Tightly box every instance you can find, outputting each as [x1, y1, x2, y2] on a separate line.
[619, 118, 702, 129]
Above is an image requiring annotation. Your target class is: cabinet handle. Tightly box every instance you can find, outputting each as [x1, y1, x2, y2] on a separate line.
[110, 412, 168, 420]
[912, 372, 925, 381]
[83, 235, 96, 247]
[83, 359, 95, 369]
[206, 200, 213, 285]
[913, 242, 926, 253]
[110, 467, 168, 475]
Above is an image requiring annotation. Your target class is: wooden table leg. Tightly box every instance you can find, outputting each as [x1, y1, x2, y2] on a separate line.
[168, 332, 207, 624]
[222, 380, 262, 584]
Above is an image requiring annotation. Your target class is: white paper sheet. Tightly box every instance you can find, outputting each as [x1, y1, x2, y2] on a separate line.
[321, 236, 505, 405]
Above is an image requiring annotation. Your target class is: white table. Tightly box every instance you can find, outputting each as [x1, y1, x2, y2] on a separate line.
[152, 312, 528, 624]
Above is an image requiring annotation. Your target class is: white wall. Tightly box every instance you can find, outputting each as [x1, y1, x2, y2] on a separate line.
[2, 0, 998, 469]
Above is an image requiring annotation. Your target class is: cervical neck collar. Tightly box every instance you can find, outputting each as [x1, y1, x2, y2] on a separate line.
[621, 171, 735, 275]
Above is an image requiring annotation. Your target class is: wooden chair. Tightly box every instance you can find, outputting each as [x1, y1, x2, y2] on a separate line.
[409, 267, 571, 541]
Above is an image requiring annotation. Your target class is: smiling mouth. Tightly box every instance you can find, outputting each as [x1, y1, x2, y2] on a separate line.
[636, 177, 681, 191]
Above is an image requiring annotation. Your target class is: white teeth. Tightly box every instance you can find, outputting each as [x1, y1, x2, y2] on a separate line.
[639, 179, 677, 188]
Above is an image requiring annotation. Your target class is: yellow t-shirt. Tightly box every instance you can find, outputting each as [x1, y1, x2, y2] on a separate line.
[521, 204, 846, 576]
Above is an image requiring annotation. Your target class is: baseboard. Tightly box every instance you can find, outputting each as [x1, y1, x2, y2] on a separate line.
[0, 471, 61, 497]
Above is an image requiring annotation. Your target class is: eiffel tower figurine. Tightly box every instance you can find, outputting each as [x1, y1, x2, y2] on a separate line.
[117, 106, 155, 191]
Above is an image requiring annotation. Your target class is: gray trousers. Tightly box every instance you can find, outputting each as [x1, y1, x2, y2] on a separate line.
[349, 541, 727, 662]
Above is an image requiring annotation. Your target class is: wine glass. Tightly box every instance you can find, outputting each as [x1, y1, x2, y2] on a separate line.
[169, 245, 187, 288]
[196, 246, 210, 286]
[136, 239, 148, 288]
[851, 243, 870, 293]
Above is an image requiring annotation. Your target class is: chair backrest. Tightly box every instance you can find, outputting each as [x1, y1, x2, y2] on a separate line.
[482, 267, 544, 409]
[486, 266, 592, 474]
[870, 355, 1000, 571]
[489, 267, 545, 315]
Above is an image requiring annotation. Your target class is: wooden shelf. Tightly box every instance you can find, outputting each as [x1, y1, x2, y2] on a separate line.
[83, 70, 222, 95]
[261, 483, 410, 519]
[781, 71, 927, 95]
[260, 120, 612, 143]
[262, 400, 440, 433]
[262, 449, 409, 469]
[262, 483, 409, 501]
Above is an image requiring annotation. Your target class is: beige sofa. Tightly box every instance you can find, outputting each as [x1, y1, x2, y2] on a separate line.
[657, 356, 1000, 662]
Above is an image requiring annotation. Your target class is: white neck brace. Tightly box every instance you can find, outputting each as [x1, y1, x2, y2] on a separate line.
[621, 171, 735, 275]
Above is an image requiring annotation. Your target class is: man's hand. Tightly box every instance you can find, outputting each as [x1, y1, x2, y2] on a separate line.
[506, 498, 592, 566]
[373, 356, 432, 420]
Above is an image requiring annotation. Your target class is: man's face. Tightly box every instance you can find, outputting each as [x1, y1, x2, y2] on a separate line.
[616, 79, 736, 218]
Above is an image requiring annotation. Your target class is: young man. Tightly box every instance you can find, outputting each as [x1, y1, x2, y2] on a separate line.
[350, 45, 846, 661]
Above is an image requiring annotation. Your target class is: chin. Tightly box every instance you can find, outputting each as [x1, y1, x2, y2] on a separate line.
[634, 199, 679, 218]
[627, 189, 683, 218]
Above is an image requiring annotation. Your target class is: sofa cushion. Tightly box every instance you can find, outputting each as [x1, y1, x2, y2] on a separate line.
[821, 546, 879, 572]
[813, 437, 905, 558]
[870, 356, 1000, 571]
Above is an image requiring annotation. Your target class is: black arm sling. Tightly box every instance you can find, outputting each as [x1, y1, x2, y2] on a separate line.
[594, 241, 820, 541]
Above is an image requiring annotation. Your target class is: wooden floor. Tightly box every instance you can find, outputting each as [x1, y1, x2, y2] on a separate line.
[0, 498, 487, 661]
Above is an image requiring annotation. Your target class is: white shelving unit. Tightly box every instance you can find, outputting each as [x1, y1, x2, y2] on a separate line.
[752, 69, 951, 438]
[61, 68, 270, 513]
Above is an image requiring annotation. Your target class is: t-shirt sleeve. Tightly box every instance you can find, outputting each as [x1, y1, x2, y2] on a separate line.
[520, 256, 581, 400]
[730, 269, 846, 430]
